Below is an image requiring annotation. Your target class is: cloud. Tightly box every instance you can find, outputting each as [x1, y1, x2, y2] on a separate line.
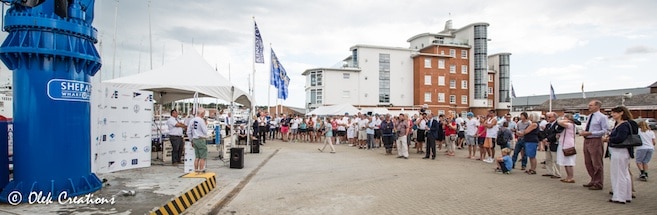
[624, 45, 657, 55]
[534, 64, 586, 80]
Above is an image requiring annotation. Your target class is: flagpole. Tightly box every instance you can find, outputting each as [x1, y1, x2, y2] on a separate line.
[268, 43, 272, 116]
[252, 17, 257, 114]
[509, 80, 513, 113]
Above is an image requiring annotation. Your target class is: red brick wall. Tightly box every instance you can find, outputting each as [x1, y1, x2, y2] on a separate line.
[413, 46, 471, 115]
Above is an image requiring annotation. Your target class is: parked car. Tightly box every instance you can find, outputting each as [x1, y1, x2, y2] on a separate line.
[635, 118, 657, 130]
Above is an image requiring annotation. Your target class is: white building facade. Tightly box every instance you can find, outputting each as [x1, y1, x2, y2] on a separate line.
[304, 20, 510, 116]
[303, 45, 413, 110]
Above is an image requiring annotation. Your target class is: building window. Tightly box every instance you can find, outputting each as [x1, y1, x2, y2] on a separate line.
[450, 65, 456, 73]
[310, 71, 323, 87]
[461, 80, 467, 89]
[342, 90, 350, 98]
[438, 93, 445, 103]
[461, 50, 468, 59]
[449, 95, 456, 104]
[489, 74, 494, 82]
[450, 80, 456, 89]
[424, 57, 431, 68]
[438, 76, 445, 86]
[461, 65, 468, 74]
[310, 89, 323, 104]
[438, 59, 445, 69]
[424, 75, 431, 85]
[488, 87, 493, 95]
[352, 49, 359, 67]
[450, 49, 456, 57]
[424, 92, 432, 102]
[488, 99, 493, 107]
[343, 73, 350, 79]
[461, 95, 468, 104]
[379, 53, 390, 103]
[438, 110, 445, 115]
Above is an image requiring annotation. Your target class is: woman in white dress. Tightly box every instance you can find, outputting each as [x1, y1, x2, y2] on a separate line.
[556, 113, 577, 183]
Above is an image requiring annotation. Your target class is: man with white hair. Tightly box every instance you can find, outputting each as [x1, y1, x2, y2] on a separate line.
[187, 107, 209, 173]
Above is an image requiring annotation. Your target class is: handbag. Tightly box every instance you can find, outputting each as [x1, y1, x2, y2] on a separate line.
[613, 121, 642, 147]
[563, 147, 576, 156]
[562, 124, 576, 156]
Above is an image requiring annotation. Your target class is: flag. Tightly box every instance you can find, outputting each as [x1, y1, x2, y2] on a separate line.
[511, 85, 517, 98]
[254, 21, 264, 64]
[550, 84, 557, 100]
[270, 48, 282, 88]
[581, 83, 586, 98]
[277, 64, 290, 100]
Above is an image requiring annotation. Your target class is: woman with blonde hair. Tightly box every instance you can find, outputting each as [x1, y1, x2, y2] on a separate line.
[557, 113, 577, 183]
[636, 120, 656, 181]
[517, 113, 540, 174]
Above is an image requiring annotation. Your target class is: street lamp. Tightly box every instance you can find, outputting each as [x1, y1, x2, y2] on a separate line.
[621, 93, 632, 106]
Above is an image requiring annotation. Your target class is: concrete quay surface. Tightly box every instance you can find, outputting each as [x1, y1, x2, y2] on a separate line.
[0, 133, 655, 215]
[214, 137, 657, 215]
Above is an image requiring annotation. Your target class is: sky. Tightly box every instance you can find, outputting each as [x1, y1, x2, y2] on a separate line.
[0, 0, 655, 108]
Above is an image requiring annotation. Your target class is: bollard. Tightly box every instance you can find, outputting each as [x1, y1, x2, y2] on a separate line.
[0, 0, 102, 202]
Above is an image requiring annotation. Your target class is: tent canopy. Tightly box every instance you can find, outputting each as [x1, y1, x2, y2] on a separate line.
[104, 50, 252, 107]
[306, 104, 360, 116]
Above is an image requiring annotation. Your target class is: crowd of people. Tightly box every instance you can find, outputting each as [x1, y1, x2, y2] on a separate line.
[218, 100, 655, 204]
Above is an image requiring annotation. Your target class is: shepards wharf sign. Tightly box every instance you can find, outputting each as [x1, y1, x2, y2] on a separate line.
[47, 79, 92, 102]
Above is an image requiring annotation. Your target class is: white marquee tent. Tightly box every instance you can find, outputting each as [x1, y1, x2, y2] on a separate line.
[306, 104, 360, 116]
[104, 50, 252, 107]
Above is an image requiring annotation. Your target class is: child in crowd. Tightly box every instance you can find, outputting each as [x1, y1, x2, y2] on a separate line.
[496, 148, 513, 174]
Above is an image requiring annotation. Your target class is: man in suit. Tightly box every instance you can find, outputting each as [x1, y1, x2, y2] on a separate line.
[424, 113, 439, 160]
[541, 112, 563, 178]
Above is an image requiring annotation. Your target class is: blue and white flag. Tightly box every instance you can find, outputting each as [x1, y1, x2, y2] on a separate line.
[277, 64, 290, 100]
[270, 48, 281, 88]
[254, 21, 264, 64]
[550, 84, 557, 100]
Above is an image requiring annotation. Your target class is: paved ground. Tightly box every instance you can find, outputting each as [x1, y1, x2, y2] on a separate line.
[214, 136, 657, 215]
[0, 133, 654, 215]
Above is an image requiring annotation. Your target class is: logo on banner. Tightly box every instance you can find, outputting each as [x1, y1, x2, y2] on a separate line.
[144, 146, 151, 153]
[110, 90, 118, 99]
[122, 132, 127, 141]
[120, 148, 129, 154]
[132, 146, 138, 152]
[47, 79, 91, 102]
[108, 161, 115, 168]
[133, 92, 141, 98]
[120, 160, 127, 167]
[145, 95, 153, 102]
[133, 105, 140, 113]
[131, 159, 138, 165]
[108, 133, 115, 142]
